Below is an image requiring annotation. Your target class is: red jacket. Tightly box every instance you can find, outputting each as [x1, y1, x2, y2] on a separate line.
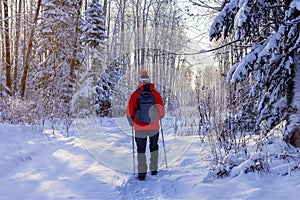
[126, 83, 165, 130]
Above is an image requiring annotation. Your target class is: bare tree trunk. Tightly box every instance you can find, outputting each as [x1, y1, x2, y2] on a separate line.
[110, 0, 121, 58]
[103, 0, 108, 16]
[283, 0, 300, 147]
[22, 0, 27, 78]
[120, 0, 127, 59]
[20, 0, 42, 98]
[13, 0, 22, 94]
[136, 0, 141, 71]
[130, 0, 139, 84]
[140, 0, 150, 69]
[153, 10, 159, 85]
[103, 0, 109, 56]
[70, 0, 83, 87]
[4, 0, 12, 95]
[285, 51, 300, 147]
[0, 1, 4, 97]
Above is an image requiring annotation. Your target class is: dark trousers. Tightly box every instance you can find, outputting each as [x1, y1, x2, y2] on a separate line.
[135, 130, 159, 175]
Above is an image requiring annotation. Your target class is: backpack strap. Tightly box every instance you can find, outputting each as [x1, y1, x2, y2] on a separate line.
[136, 88, 143, 94]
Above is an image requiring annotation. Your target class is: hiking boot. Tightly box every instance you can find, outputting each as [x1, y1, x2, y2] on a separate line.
[151, 170, 157, 175]
[138, 174, 146, 181]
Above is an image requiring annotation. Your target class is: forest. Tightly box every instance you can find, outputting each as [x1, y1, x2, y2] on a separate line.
[1, 0, 300, 178]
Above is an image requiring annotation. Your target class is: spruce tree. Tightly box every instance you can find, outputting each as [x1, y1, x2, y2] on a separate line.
[80, 0, 110, 117]
[80, 0, 108, 49]
[210, 0, 300, 142]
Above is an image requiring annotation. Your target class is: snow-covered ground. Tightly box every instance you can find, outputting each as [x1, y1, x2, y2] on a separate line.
[1, 117, 300, 199]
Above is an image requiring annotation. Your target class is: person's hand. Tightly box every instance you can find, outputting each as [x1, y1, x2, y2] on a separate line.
[129, 120, 134, 127]
[127, 116, 134, 127]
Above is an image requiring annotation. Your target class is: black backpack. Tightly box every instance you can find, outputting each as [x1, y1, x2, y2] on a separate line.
[136, 88, 157, 123]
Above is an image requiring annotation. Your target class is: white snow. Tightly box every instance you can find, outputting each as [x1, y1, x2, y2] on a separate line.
[234, 0, 249, 40]
[1, 118, 300, 199]
[209, 0, 238, 40]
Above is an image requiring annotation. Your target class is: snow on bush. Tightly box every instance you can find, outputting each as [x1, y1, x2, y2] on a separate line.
[208, 122, 300, 179]
[0, 98, 38, 125]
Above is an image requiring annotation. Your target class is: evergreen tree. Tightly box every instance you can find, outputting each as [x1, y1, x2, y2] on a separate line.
[33, 0, 83, 134]
[210, 0, 300, 142]
[95, 58, 126, 117]
[79, 0, 111, 118]
[80, 0, 108, 49]
[80, 0, 108, 76]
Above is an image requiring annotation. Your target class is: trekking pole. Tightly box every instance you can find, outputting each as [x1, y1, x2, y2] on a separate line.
[131, 126, 136, 174]
[160, 119, 168, 168]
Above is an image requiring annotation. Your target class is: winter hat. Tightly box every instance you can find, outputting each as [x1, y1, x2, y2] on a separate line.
[139, 70, 150, 82]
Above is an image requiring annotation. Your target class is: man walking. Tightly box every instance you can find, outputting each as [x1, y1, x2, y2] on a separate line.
[126, 70, 165, 181]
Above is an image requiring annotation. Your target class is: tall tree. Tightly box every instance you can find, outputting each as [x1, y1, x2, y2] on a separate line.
[3, 0, 12, 95]
[80, 0, 110, 117]
[210, 0, 300, 144]
[81, 0, 108, 77]
[70, 0, 83, 91]
[33, 0, 84, 134]
[20, 0, 42, 97]
[81, 0, 108, 49]
[0, 1, 4, 97]
[13, 0, 23, 94]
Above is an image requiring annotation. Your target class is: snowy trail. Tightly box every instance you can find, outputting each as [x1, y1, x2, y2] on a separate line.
[116, 140, 209, 200]
[74, 117, 210, 199]
[2, 120, 300, 199]
[0, 118, 210, 199]
[0, 129, 122, 199]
